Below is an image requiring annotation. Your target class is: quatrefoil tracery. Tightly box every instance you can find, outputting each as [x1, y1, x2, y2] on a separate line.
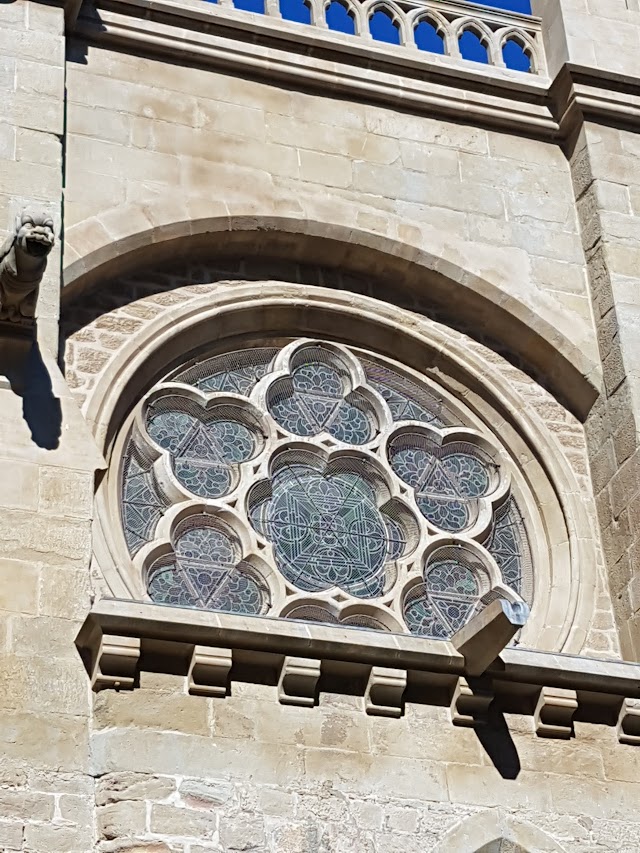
[124, 339, 527, 636]
[386, 425, 508, 538]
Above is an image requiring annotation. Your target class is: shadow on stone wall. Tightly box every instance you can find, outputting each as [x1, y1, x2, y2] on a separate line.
[22, 338, 62, 450]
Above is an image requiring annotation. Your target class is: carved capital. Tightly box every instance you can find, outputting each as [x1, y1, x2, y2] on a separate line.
[91, 634, 140, 692]
[365, 666, 407, 718]
[188, 645, 233, 697]
[534, 686, 578, 739]
[278, 656, 321, 707]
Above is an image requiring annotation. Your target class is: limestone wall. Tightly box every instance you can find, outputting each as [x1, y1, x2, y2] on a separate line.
[63, 45, 591, 331]
[89, 676, 640, 853]
[2, 0, 640, 848]
[0, 2, 99, 851]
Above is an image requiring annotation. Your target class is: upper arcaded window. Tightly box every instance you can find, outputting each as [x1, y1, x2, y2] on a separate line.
[119, 339, 532, 639]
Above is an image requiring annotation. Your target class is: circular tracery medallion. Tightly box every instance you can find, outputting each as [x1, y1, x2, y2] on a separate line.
[119, 338, 532, 638]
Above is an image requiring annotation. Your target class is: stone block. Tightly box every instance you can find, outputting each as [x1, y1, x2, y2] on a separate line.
[0, 790, 54, 821]
[445, 763, 552, 811]
[38, 467, 94, 519]
[96, 773, 176, 807]
[90, 729, 305, 785]
[24, 823, 91, 853]
[0, 458, 39, 510]
[179, 778, 234, 807]
[0, 559, 39, 614]
[10, 615, 78, 659]
[149, 804, 217, 839]
[38, 565, 91, 619]
[98, 801, 147, 840]
[219, 813, 265, 851]
[0, 821, 23, 851]
[0, 711, 89, 772]
[299, 149, 352, 189]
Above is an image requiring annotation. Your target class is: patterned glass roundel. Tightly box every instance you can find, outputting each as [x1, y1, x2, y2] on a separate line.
[119, 339, 532, 638]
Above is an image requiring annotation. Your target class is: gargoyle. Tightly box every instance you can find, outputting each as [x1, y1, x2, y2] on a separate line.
[0, 210, 55, 325]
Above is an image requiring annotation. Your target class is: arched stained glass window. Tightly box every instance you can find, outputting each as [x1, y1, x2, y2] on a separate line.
[119, 338, 532, 639]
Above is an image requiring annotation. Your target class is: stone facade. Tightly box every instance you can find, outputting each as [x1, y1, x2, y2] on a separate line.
[2, 0, 640, 849]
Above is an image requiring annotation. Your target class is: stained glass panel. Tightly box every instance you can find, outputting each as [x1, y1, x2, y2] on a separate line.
[483, 497, 532, 598]
[389, 438, 493, 532]
[250, 463, 404, 598]
[120, 449, 166, 554]
[146, 401, 258, 498]
[268, 350, 375, 444]
[147, 519, 269, 615]
[172, 348, 278, 395]
[120, 339, 533, 637]
[404, 557, 481, 638]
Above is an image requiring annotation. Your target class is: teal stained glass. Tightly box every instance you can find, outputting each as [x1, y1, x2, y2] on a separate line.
[146, 404, 257, 498]
[404, 558, 480, 638]
[269, 361, 374, 444]
[389, 439, 492, 532]
[148, 521, 268, 614]
[250, 464, 405, 597]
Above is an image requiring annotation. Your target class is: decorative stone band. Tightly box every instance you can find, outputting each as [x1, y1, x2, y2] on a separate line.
[73, 0, 544, 73]
[77, 599, 640, 743]
[73, 0, 640, 140]
[72, 0, 555, 140]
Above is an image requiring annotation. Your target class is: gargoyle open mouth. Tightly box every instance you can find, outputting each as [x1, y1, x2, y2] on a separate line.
[25, 233, 55, 257]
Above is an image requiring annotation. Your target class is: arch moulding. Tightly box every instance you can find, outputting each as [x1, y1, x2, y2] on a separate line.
[85, 282, 596, 655]
[431, 809, 568, 853]
[62, 189, 600, 421]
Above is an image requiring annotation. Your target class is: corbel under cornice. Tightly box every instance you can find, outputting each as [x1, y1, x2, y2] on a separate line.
[77, 598, 640, 741]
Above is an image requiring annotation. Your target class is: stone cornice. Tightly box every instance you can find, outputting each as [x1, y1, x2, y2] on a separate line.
[72, 0, 557, 137]
[69, 0, 640, 141]
[77, 599, 640, 740]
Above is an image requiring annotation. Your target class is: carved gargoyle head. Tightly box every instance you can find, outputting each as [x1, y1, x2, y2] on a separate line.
[15, 211, 55, 258]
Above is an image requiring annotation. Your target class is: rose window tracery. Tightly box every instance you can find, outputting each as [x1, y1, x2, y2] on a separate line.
[119, 339, 532, 639]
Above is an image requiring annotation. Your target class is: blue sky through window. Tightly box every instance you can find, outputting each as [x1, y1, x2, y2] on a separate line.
[474, 0, 531, 11]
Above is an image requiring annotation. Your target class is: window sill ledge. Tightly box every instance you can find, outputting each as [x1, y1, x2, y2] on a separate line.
[76, 598, 640, 742]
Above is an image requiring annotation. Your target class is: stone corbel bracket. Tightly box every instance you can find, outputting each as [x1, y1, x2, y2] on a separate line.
[278, 656, 322, 707]
[90, 633, 141, 692]
[365, 666, 407, 718]
[450, 676, 494, 727]
[534, 686, 578, 739]
[618, 699, 640, 746]
[75, 601, 640, 744]
[188, 645, 233, 698]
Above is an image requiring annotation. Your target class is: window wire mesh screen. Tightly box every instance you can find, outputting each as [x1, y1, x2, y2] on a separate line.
[119, 338, 535, 637]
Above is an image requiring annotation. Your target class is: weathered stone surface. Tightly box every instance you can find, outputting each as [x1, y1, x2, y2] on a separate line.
[179, 778, 234, 807]
[98, 801, 147, 840]
[96, 773, 176, 806]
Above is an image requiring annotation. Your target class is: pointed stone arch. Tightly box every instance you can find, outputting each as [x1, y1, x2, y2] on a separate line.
[432, 810, 568, 853]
